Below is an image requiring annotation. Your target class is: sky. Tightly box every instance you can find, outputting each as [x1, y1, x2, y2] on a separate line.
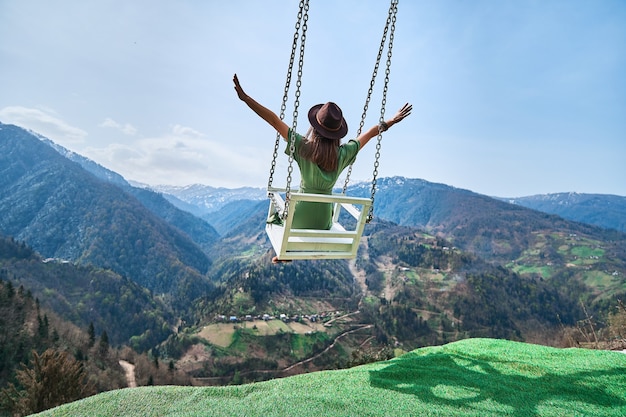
[1, 0, 625, 198]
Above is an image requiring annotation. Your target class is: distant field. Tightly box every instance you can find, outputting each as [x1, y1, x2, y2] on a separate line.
[511, 264, 553, 278]
[197, 323, 236, 348]
[33, 338, 626, 417]
[197, 319, 326, 347]
[509, 232, 623, 287]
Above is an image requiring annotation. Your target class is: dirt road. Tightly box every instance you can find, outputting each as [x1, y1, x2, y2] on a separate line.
[119, 360, 137, 388]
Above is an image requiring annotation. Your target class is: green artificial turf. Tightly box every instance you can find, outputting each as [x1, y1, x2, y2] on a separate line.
[33, 338, 626, 417]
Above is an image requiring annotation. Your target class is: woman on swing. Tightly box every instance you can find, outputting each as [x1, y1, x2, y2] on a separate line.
[233, 74, 412, 262]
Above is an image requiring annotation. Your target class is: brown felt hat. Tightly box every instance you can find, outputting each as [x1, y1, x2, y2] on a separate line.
[308, 102, 348, 140]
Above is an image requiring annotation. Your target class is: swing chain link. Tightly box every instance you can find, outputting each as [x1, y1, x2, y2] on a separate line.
[342, 0, 399, 202]
[268, 0, 305, 192]
[367, 0, 398, 223]
[341, 6, 388, 196]
[268, 0, 309, 222]
[283, 0, 309, 219]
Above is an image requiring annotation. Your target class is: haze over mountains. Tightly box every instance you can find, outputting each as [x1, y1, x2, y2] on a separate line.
[502, 193, 626, 233]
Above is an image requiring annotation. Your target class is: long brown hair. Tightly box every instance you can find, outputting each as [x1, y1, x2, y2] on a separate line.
[299, 127, 340, 172]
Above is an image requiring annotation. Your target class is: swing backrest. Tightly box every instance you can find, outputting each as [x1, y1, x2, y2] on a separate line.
[266, 188, 372, 260]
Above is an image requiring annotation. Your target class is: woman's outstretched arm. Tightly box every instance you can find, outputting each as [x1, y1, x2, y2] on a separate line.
[233, 74, 289, 140]
[356, 103, 412, 149]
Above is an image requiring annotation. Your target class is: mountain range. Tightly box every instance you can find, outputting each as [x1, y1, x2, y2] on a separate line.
[1, 120, 625, 385]
[157, 176, 625, 264]
[158, 177, 626, 236]
[502, 193, 626, 233]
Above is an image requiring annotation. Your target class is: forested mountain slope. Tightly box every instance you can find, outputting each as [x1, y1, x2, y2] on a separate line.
[41, 133, 221, 250]
[348, 177, 625, 262]
[0, 234, 173, 349]
[0, 122, 215, 306]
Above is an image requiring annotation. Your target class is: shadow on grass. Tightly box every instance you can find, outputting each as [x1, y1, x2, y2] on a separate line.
[369, 350, 626, 416]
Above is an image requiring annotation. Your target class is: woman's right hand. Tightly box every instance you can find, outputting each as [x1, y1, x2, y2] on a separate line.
[233, 74, 248, 101]
[232, 74, 290, 139]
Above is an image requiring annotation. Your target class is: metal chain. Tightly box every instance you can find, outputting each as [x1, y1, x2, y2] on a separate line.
[341, 17, 387, 195]
[342, 0, 398, 197]
[269, 0, 397, 224]
[368, 0, 398, 222]
[283, 0, 309, 219]
[267, 0, 307, 192]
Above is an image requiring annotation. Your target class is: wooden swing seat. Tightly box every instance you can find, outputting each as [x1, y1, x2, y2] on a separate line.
[266, 187, 372, 261]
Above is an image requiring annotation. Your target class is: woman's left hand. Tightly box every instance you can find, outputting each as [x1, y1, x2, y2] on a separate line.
[391, 103, 412, 124]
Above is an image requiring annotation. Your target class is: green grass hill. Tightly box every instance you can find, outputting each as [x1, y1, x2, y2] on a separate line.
[34, 338, 626, 417]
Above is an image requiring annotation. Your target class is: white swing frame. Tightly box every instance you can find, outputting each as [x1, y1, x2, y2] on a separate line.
[266, 187, 372, 261]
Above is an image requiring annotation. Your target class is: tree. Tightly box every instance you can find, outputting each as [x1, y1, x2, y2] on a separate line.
[87, 322, 96, 348]
[98, 331, 109, 358]
[0, 349, 94, 416]
[36, 314, 49, 340]
[5, 280, 15, 299]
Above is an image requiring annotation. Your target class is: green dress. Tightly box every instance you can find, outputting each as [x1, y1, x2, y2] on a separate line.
[284, 128, 360, 229]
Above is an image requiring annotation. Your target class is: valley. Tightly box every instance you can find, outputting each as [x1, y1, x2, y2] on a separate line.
[0, 122, 625, 413]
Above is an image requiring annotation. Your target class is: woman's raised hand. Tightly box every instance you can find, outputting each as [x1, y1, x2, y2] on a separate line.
[233, 74, 248, 101]
[391, 103, 412, 124]
[232, 74, 290, 139]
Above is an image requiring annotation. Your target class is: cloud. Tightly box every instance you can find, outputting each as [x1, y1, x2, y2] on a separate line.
[98, 117, 138, 136]
[82, 124, 268, 187]
[0, 106, 87, 143]
[171, 124, 203, 138]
